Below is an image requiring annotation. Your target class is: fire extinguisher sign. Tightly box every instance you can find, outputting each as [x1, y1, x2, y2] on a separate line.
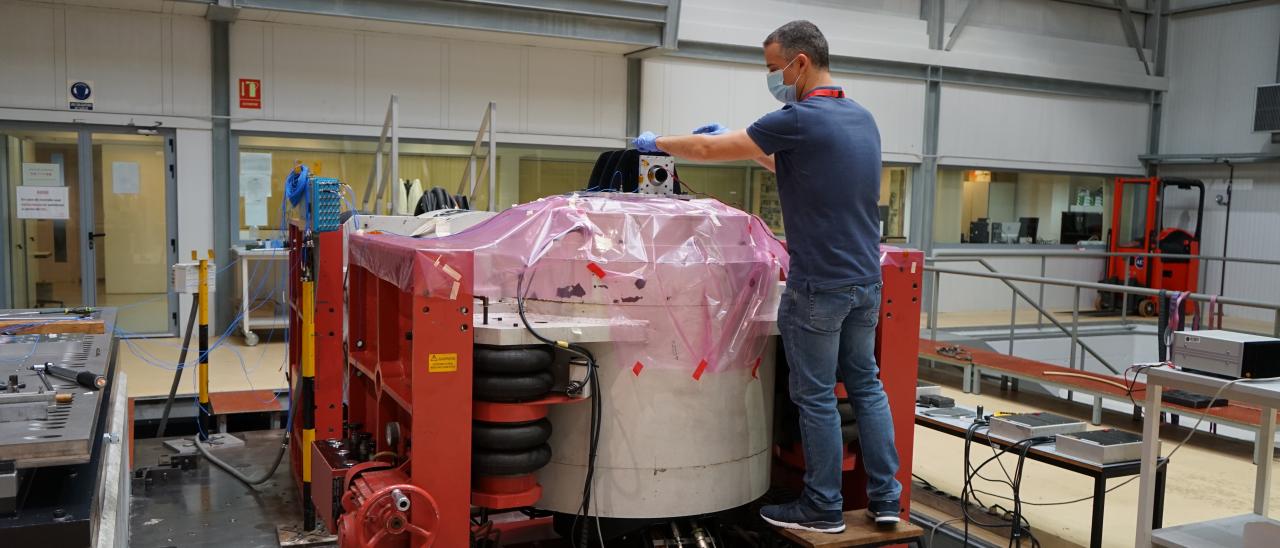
[239, 79, 262, 109]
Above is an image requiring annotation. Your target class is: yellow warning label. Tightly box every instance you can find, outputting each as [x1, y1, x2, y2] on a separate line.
[428, 353, 458, 373]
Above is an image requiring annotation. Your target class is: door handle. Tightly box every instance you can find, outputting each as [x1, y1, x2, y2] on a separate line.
[87, 231, 106, 250]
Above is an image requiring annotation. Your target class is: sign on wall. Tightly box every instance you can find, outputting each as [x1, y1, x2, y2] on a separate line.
[239, 79, 262, 109]
[68, 80, 94, 111]
[16, 186, 70, 219]
[21, 163, 62, 187]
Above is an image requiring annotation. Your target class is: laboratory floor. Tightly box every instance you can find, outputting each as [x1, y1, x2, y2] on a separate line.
[913, 365, 1280, 547]
[129, 430, 303, 548]
[118, 335, 288, 399]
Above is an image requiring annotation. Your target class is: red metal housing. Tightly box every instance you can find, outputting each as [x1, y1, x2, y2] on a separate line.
[288, 224, 347, 497]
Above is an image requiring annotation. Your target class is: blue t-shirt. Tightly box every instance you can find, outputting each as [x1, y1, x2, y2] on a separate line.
[746, 86, 883, 289]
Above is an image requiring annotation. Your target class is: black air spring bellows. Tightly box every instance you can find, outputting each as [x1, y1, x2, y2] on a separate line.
[472, 345, 556, 477]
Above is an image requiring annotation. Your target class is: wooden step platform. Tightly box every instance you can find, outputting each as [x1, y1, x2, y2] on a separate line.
[777, 511, 924, 548]
[208, 389, 287, 432]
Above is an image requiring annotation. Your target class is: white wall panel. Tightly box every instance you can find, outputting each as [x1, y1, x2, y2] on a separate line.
[0, 3, 58, 110]
[64, 7, 164, 115]
[169, 15, 211, 118]
[446, 41, 524, 133]
[0, 2, 210, 118]
[679, 0, 1161, 89]
[526, 48, 602, 137]
[362, 34, 445, 128]
[935, 256, 1105, 314]
[640, 57, 924, 158]
[269, 26, 359, 123]
[938, 84, 1148, 174]
[228, 22, 626, 139]
[1160, 4, 1280, 155]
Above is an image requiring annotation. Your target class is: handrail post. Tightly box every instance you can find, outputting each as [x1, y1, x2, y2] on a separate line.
[1038, 256, 1046, 330]
[1121, 257, 1130, 325]
[1069, 285, 1080, 402]
[1071, 286, 1080, 371]
[1008, 288, 1017, 354]
[487, 102, 497, 211]
[389, 95, 398, 215]
[931, 270, 940, 343]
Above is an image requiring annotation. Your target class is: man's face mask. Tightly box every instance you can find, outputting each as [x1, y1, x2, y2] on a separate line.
[767, 56, 800, 103]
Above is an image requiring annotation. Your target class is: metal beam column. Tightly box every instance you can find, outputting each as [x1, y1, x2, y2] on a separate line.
[212, 20, 233, 332]
[914, 66, 942, 315]
[922, 0, 944, 50]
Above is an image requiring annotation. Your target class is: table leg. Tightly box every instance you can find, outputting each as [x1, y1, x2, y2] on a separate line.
[1090, 475, 1106, 548]
[963, 363, 972, 393]
[1092, 395, 1103, 425]
[1255, 406, 1276, 515]
[1135, 382, 1162, 547]
[1153, 461, 1167, 530]
[973, 367, 982, 395]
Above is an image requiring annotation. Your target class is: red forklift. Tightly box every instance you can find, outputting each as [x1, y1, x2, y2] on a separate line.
[1098, 177, 1205, 317]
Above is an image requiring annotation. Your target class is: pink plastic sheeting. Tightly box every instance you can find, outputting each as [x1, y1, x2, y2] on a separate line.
[349, 194, 788, 374]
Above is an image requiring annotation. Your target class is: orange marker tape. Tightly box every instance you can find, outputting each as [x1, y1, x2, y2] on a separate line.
[587, 263, 606, 279]
[632, 361, 644, 376]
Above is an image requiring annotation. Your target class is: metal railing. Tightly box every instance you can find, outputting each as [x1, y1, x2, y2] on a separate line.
[360, 95, 400, 215]
[456, 102, 497, 212]
[923, 259, 1280, 378]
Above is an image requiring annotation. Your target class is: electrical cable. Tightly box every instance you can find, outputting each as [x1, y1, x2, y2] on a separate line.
[196, 393, 294, 486]
[515, 266, 602, 547]
[958, 371, 1263, 512]
[156, 301, 200, 438]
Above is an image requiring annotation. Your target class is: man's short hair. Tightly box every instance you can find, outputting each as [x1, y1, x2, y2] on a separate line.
[764, 20, 830, 69]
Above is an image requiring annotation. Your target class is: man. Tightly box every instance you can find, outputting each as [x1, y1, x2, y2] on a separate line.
[632, 20, 900, 533]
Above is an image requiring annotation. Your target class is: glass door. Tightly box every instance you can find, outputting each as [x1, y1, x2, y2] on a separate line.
[90, 131, 176, 334]
[1, 129, 87, 311]
[1, 125, 177, 335]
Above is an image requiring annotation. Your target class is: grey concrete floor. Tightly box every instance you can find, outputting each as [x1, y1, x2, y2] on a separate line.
[129, 430, 303, 548]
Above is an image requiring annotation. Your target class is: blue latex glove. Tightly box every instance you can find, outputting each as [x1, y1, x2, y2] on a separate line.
[692, 123, 727, 136]
[633, 131, 660, 153]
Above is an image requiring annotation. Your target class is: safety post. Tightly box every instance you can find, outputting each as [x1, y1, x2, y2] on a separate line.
[301, 277, 316, 530]
[195, 249, 214, 441]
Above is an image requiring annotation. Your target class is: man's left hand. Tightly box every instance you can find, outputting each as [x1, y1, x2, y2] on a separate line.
[692, 123, 728, 136]
[634, 131, 661, 153]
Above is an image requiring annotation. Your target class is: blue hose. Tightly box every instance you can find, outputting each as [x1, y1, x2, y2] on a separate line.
[285, 164, 310, 207]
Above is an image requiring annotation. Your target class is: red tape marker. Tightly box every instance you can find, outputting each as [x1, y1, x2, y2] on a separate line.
[751, 357, 762, 379]
[587, 263, 606, 279]
[692, 359, 708, 381]
[632, 361, 644, 376]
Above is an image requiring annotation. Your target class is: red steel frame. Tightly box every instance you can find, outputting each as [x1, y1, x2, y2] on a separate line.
[288, 223, 347, 499]
[342, 244, 476, 548]
[773, 247, 923, 514]
[332, 233, 922, 545]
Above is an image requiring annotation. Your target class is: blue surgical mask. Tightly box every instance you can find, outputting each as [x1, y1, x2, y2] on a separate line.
[767, 57, 799, 103]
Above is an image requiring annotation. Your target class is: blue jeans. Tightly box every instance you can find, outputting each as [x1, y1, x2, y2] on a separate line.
[778, 280, 901, 511]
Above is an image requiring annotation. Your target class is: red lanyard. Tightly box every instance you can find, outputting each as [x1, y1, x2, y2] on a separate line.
[802, 87, 845, 101]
